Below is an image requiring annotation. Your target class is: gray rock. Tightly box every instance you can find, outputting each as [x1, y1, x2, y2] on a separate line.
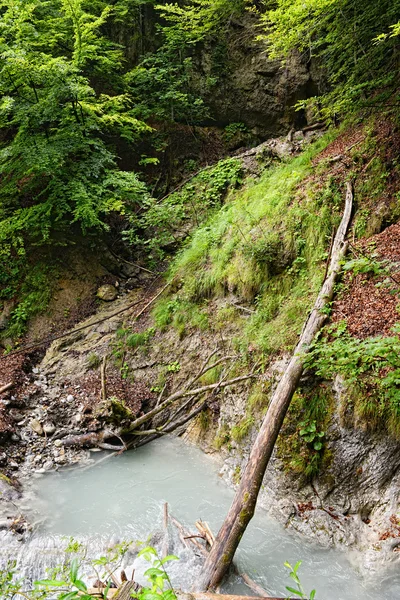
[0, 477, 20, 501]
[96, 284, 118, 302]
[66, 394, 74, 402]
[43, 422, 56, 435]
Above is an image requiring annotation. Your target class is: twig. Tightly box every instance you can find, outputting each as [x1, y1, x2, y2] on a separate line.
[156, 384, 167, 408]
[185, 355, 236, 391]
[131, 282, 172, 323]
[231, 303, 256, 314]
[162, 502, 169, 559]
[0, 382, 13, 394]
[108, 249, 155, 274]
[100, 355, 108, 402]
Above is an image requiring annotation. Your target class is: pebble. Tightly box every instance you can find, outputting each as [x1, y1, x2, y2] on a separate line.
[43, 460, 54, 471]
[11, 433, 20, 442]
[30, 419, 44, 436]
[54, 439, 63, 447]
[32, 367, 39, 374]
[66, 394, 74, 402]
[43, 422, 56, 435]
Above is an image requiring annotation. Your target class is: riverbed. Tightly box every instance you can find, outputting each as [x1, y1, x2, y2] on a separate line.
[1, 437, 400, 598]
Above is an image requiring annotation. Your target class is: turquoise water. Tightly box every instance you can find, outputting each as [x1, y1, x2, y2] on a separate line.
[2, 437, 400, 599]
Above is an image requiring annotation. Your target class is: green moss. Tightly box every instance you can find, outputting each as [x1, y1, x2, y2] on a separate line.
[213, 422, 231, 449]
[0, 473, 11, 485]
[86, 352, 101, 370]
[276, 383, 334, 480]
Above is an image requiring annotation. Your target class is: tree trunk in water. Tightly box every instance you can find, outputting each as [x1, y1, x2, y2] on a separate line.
[197, 183, 353, 591]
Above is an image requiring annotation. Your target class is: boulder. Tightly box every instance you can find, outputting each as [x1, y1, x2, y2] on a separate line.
[97, 285, 118, 302]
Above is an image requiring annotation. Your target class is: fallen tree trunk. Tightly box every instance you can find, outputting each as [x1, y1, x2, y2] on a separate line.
[183, 594, 295, 600]
[197, 183, 353, 591]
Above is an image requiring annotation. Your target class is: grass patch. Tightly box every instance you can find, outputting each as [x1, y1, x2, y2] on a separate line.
[161, 131, 341, 356]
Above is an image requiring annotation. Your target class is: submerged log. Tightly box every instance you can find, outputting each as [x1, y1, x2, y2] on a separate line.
[197, 183, 353, 591]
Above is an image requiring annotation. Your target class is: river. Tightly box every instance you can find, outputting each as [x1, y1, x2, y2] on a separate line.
[1, 437, 399, 598]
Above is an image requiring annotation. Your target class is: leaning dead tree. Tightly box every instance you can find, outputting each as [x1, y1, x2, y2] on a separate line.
[197, 182, 353, 591]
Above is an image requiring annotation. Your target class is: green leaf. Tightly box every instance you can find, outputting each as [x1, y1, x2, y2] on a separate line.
[159, 555, 179, 565]
[138, 546, 158, 559]
[34, 579, 67, 587]
[73, 578, 87, 592]
[285, 586, 303, 597]
[70, 558, 79, 583]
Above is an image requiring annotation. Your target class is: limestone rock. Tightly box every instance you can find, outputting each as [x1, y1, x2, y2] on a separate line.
[97, 285, 118, 302]
[30, 419, 43, 436]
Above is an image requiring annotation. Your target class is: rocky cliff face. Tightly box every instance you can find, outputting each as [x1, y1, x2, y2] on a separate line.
[213, 369, 400, 578]
[196, 14, 321, 137]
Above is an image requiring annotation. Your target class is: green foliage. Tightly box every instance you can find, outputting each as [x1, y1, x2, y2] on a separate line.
[342, 256, 387, 277]
[263, 0, 400, 118]
[125, 0, 246, 124]
[127, 328, 156, 349]
[277, 384, 333, 479]
[299, 420, 325, 451]
[4, 264, 55, 338]
[133, 158, 243, 260]
[86, 352, 101, 369]
[136, 546, 178, 600]
[284, 561, 316, 600]
[152, 297, 208, 337]
[306, 323, 400, 437]
[0, 539, 177, 600]
[0, 0, 151, 320]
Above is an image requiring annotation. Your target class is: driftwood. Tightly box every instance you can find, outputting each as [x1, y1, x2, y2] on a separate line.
[162, 502, 170, 559]
[198, 183, 354, 591]
[126, 373, 256, 434]
[101, 355, 108, 402]
[181, 594, 296, 600]
[0, 382, 13, 394]
[62, 430, 124, 451]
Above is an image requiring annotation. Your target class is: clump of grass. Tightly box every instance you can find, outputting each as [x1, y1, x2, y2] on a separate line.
[231, 416, 254, 442]
[152, 297, 208, 338]
[86, 352, 101, 369]
[126, 328, 155, 349]
[214, 422, 231, 450]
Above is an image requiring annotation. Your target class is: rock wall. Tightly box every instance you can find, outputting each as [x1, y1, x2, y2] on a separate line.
[196, 14, 321, 137]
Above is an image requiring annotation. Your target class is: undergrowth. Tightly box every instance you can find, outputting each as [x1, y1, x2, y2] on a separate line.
[277, 383, 334, 480]
[306, 322, 400, 438]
